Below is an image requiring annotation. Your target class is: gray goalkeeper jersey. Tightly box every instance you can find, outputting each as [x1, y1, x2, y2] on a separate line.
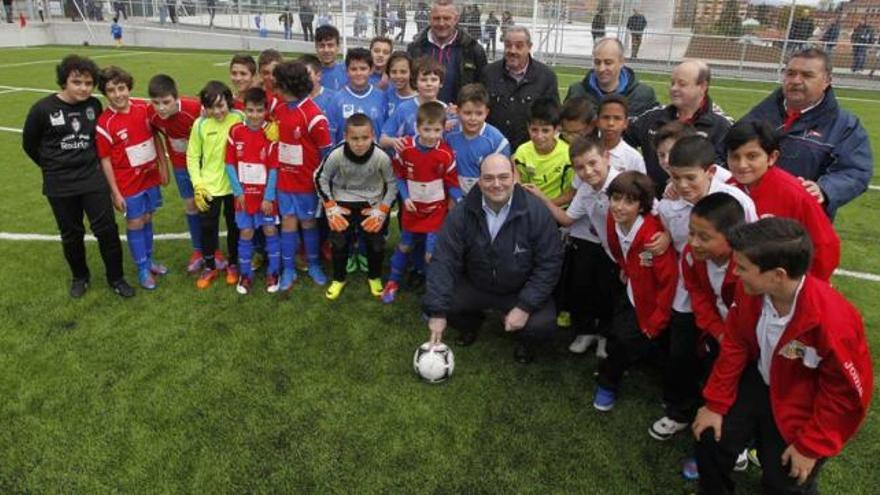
[314, 143, 397, 206]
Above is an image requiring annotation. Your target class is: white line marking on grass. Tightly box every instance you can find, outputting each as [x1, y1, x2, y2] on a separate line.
[0, 126, 22, 133]
[2, 230, 878, 283]
[0, 85, 54, 94]
[0, 51, 152, 69]
[0, 88, 21, 95]
[870, 185, 880, 191]
[213, 61, 230, 66]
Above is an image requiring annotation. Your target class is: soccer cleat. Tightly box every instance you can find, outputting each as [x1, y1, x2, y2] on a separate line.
[325, 280, 346, 300]
[367, 278, 383, 297]
[186, 251, 204, 273]
[307, 264, 327, 285]
[150, 261, 169, 276]
[593, 386, 616, 412]
[649, 416, 689, 441]
[357, 254, 368, 273]
[236, 274, 252, 295]
[225, 264, 239, 285]
[138, 267, 157, 290]
[265, 273, 280, 293]
[69, 278, 89, 299]
[556, 311, 572, 328]
[681, 458, 699, 481]
[196, 268, 218, 289]
[737, 449, 752, 471]
[279, 269, 297, 292]
[346, 254, 358, 273]
[595, 336, 609, 359]
[110, 279, 136, 298]
[569, 334, 598, 354]
[381, 280, 399, 304]
[213, 250, 228, 271]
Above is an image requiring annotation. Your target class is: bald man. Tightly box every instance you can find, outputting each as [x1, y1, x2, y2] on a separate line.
[565, 37, 658, 118]
[625, 59, 733, 193]
[424, 154, 563, 364]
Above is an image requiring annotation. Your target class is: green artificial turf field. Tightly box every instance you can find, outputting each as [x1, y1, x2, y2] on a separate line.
[0, 46, 878, 493]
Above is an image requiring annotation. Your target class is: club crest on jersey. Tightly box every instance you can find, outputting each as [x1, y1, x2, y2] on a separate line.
[115, 127, 127, 141]
[71, 118, 82, 134]
[343, 104, 355, 118]
[293, 127, 302, 139]
[49, 110, 65, 126]
[639, 249, 654, 267]
[779, 340, 806, 360]
[86, 107, 96, 121]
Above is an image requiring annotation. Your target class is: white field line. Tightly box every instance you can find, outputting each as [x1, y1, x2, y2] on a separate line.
[0, 88, 21, 95]
[0, 126, 22, 133]
[0, 51, 153, 69]
[0, 85, 53, 94]
[1, 230, 879, 283]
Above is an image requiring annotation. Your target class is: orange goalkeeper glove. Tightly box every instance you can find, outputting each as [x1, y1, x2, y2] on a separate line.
[324, 200, 351, 232]
[360, 203, 391, 233]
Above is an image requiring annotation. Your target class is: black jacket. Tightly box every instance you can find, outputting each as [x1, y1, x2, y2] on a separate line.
[481, 57, 560, 151]
[564, 66, 659, 119]
[423, 185, 563, 318]
[407, 28, 487, 104]
[625, 96, 733, 189]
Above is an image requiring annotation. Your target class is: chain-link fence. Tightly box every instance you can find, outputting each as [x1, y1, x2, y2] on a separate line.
[6, 0, 880, 86]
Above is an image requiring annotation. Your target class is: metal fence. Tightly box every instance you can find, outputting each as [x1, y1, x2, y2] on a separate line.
[8, 0, 880, 87]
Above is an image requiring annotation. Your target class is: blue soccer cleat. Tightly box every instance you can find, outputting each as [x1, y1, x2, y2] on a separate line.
[307, 264, 327, 286]
[279, 269, 297, 292]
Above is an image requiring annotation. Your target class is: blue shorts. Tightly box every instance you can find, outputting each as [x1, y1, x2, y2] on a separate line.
[400, 230, 438, 256]
[278, 192, 318, 220]
[235, 211, 278, 231]
[125, 185, 162, 220]
[173, 169, 194, 200]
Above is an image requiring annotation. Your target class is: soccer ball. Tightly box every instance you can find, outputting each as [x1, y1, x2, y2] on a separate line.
[413, 343, 455, 383]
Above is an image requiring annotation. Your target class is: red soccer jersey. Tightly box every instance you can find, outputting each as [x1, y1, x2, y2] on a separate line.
[271, 97, 332, 193]
[730, 166, 840, 281]
[681, 244, 738, 340]
[96, 100, 161, 197]
[148, 96, 201, 169]
[225, 122, 279, 215]
[393, 136, 459, 233]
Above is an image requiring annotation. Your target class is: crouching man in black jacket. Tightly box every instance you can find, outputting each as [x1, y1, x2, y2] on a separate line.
[423, 154, 563, 364]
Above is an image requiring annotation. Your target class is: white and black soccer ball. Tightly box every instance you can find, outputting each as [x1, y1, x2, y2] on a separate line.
[413, 342, 455, 383]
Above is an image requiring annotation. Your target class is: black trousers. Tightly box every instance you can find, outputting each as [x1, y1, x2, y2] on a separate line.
[302, 21, 314, 41]
[597, 300, 667, 392]
[559, 238, 621, 336]
[662, 310, 702, 422]
[199, 194, 238, 269]
[328, 202, 387, 282]
[47, 190, 124, 284]
[696, 365, 825, 495]
[447, 279, 557, 345]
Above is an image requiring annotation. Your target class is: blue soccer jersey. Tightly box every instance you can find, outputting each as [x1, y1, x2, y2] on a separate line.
[332, 85, 387, 142]
[445, 123, 512, 193]
[320, 62, 348, 91]
[385, 87, 418, 118]
[312, 87, 342, 145]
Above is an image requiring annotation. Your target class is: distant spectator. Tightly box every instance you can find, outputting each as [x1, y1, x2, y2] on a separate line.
[396, 2, 408, 42]
[484, 11, 499, 58]
[3, 0, 12, 23]
[280, 9, 294, 40]
[626, 9, 647, 59]
[415, 2, 429, 36]
[112, 1, 127, 20]
[788, 16, 814, 54]
[37, 0, 45, 22]
[820, 18, 841, 54]
[851, 18, 877, 73]
[300, 0, 315, 41]
[207, 0, 217, 28]
[591, 9, 605, 42]
[500, 10, 513, 41]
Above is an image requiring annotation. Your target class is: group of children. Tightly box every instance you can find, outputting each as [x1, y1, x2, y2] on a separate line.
[85, 23, 871, 491]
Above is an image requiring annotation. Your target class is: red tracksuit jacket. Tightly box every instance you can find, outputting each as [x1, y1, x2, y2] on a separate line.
[732, 166, 840, 281]
[703, 276, 873, 459]
[680, 245, 737, 340]
[606, 213, 679, 337]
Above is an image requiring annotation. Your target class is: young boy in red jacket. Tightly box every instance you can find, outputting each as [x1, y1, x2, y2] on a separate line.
[725, 120, 840, 281]
[593, 171, 678, 412]
[693, 218, 872, 494]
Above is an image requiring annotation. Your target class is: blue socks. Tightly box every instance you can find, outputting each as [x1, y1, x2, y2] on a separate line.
[186, 212, 202, 252]
[281, 230, 300, 272]
[239, 238, 253, 277]
[388, 246, 410, 283]
[265, 233, 280, 276]
[302, 227, 320, 266]
[144, 221, 154, 264]
[127, 227, 149, 272]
